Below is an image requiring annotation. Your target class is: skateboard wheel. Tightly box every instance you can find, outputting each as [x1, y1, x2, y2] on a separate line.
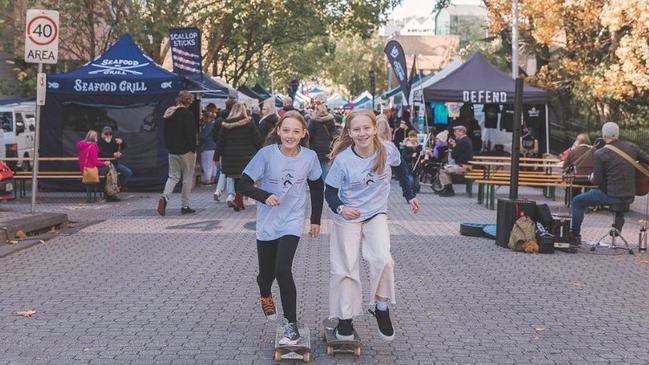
[274, 351, 281, 362]
[326, 346, 333, 355]
[355, 347, 361, 357]
[303, 351, 311, 362]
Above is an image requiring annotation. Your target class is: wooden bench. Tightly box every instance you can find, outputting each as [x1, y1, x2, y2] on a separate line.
[4, 157, 114, 201]
[464, 156, 594, 209]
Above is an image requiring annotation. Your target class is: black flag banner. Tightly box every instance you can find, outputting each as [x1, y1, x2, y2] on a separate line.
[384, 40, 410, 103]
[169, 27, 202, 79]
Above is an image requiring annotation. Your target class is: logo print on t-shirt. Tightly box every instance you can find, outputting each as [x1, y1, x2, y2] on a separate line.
[282, 172, 295, 189]
[364, 171, 376, 186]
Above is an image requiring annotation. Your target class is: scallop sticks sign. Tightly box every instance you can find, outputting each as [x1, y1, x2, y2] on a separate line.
[169, 27, 202, 79]
[24, 9, 59, 64]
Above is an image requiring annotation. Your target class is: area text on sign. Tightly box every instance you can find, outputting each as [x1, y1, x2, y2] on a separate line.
[24, 9, 59, 64]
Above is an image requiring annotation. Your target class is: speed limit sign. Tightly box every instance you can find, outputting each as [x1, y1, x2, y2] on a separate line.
[24, 9, 59, 64]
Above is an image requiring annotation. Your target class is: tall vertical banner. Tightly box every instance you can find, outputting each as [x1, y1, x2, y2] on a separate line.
[384, 40, 410, 104]
[169, 27, 202, 79]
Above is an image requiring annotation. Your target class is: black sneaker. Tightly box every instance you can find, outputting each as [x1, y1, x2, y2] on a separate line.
[157, 197, 167, 216]
[439, 186, 455, 197]
[105, 195, 120, 202]
[181, 206, 196, 215]
[369, 306, 395, 341]
[569, 233, 582, 246]
[334, 319, 354, 341]
[278, 322, 300, 346]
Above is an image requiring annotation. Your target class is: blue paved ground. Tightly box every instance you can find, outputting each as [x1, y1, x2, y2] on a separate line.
[1, 184, 648, 364]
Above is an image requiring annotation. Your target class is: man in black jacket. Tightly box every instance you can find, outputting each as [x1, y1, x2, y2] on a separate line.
[98, 126, 132, 191]
[438, 125, 473, 197]
[158, 90, 197, 216]
[570, 122, 649, 243]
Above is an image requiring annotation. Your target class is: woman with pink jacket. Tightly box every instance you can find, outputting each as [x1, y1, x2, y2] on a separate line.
[77, 130, 112, 202]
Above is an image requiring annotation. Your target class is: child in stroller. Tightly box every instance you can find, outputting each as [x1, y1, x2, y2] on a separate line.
[414, 130, 449, 193]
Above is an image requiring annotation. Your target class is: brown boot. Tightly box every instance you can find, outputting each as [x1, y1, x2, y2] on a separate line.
[233, 193, 244, 211]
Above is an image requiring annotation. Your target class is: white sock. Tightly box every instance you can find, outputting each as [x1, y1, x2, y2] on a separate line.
[376, 301, 388, 311]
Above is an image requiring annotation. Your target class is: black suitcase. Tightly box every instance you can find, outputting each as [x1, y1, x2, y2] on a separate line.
[495, 199, 537, 248]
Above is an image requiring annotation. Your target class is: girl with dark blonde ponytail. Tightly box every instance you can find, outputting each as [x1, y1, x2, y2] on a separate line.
[324, 109, 421, 342]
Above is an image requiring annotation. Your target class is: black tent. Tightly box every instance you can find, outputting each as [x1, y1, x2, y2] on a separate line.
[423, 53, 550, 152]
[423, 53, 548, 104]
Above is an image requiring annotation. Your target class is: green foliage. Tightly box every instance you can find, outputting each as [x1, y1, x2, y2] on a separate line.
[322, 32, 387, 98]
[1, 0, 400, 97]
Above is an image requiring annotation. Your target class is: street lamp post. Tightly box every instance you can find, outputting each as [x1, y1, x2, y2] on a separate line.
[369, 70, 376, 112]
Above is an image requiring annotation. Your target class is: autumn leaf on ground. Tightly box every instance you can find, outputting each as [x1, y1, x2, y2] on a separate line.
[16, 310, 36, 317]
[49, 226, 59, 233]
[535, 326, 546, 332]
[15, 230, 27, 239]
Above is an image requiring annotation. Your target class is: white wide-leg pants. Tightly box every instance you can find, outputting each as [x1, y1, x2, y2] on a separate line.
[329, 213, 395, 319]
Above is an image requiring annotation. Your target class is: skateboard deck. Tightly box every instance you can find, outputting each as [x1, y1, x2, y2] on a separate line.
[322, 318, 361, 357]
[274, 324, 311, 363]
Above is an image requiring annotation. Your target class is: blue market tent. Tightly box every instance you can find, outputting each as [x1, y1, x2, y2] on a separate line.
[42, 34, 183, 190]
[187, 73, 230, 99]
[238, 85, 261, 100]
[252, 84, 283, 107]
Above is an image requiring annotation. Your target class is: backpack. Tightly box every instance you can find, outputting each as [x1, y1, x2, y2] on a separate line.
[508, 213, 539, 253]
[105, 163, 120, 197]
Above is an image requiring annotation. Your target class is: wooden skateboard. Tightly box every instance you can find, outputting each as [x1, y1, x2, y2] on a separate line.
[274, 324, 311, 363]
[322, 318, 361, 357]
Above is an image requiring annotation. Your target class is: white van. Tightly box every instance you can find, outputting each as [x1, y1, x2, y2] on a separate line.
[0, 101, 36, 170]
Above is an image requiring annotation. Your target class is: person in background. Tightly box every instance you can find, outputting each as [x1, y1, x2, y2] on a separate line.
[392, 120, 409, 148]
[402, 130, 422, 172]
[217, 102, 263, 211]
[563, 133, 594, 184]
[570, 122, 649, 245]
[158, 90, 197, 216]
[437, 125, 473, 197]
[279, 97, 294, 118]
[98, 126, 132, 191]
[199, 109, 218, 185]
[258, 98, 279, 138]
[434, 130, 449, 161]
[520, 127, 539, 157]
[78, 130, 113, 201]
[250, 105, 261, 125]
[308, 104, 336, 179]
[212, 99, 236, 202]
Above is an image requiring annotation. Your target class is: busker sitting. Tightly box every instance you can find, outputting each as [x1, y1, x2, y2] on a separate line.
[438, 125, 473, 197]
[570, 122, 649, 245]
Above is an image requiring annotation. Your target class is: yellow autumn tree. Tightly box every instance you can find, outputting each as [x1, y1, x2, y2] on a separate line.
[485, 0, 649, 123]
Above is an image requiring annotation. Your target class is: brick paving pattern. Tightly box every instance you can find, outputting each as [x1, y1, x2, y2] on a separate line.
[1, 184, 649, 364]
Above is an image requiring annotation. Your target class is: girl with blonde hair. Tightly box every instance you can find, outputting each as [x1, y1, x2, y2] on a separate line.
[324, 110, 421, 342]
[237, 110, 323, 345]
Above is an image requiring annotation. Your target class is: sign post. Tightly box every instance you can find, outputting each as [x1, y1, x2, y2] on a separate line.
[24, 9, 59, 214]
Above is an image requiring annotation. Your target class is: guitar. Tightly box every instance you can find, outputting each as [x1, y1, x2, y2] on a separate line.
[637, 162, 649, 196]
[604, 144, 649, 196]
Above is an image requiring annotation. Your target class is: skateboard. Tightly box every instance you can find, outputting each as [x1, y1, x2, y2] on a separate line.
[274, 324, 311, 363]
[322, 318, 361, 357]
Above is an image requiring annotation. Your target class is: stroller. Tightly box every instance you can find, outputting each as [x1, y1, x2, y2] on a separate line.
[408, 132, 446, 193]
[413, 156, 444, 193]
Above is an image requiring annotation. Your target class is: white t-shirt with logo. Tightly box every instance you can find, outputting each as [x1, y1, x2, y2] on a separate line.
[325, 141, 401, 223]
[243, 144, 322, 241]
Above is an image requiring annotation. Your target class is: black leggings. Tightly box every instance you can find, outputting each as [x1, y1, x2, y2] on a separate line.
[257, 235, 300, 323]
